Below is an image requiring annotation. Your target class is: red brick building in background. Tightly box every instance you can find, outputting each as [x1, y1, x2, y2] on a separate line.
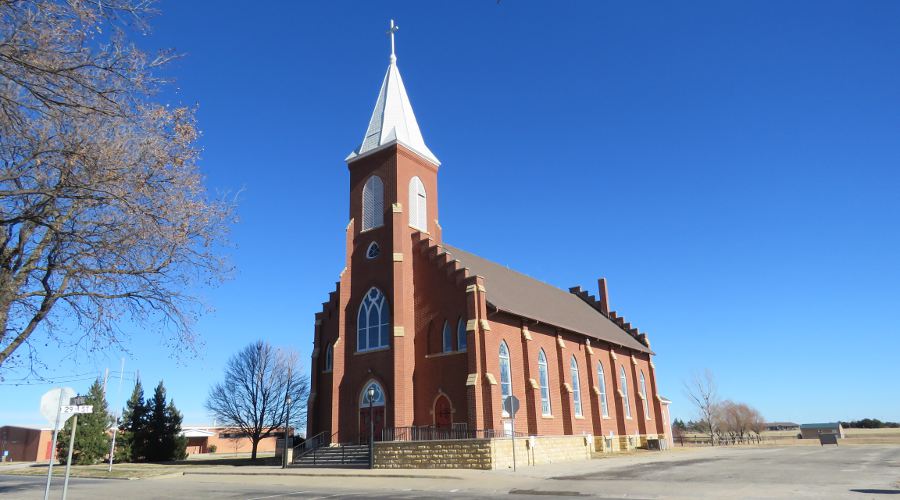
[307, 32, 671, 449]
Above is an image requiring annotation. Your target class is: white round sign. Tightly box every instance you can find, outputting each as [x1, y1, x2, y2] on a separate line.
[40, 387, 77, 430]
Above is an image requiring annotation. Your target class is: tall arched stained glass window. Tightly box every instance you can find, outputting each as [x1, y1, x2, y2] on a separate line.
[620, 366, 632, 418]
[457, 317, 467, 351]
[570, 356, 583, 417]
[597, 361, 609, 417]
[640, 370, 651, 420]
[357, 287, 390, 351]
[538, 349, 551, 416]
[324, 342, 333, 372]
[442, 320, 453, 353]
[408, 176, 427, 231]
[362, 176, 384, 231]
[499, 341, 512, 416]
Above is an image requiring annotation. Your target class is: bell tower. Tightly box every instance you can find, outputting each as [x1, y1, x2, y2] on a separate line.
[340, 19, 441, 436]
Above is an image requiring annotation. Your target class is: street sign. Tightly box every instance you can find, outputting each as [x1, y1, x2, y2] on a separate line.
[61, 405, 93, 414]
[503, 395, 520, 417]
[40, 387, 76, 430]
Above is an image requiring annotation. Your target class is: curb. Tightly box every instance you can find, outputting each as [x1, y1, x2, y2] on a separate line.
[182, 471, 463, 480]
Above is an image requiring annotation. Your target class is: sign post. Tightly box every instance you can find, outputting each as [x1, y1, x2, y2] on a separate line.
[61, 396, 92, 500]
[40, 387, 76, 500]
[503, 396, 520, 472]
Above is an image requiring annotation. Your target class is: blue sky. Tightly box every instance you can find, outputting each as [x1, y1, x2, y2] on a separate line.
[2, 1, 899, 427]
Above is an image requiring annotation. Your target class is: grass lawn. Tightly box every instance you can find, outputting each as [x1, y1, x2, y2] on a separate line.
[2, 455, 282, 480]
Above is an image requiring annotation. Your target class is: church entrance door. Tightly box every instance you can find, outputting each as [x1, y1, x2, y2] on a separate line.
[359, 380, 386, 443]
[434, 394, 452, 429]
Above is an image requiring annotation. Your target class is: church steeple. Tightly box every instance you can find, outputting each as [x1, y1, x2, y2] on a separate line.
[345, 20, 439, 166]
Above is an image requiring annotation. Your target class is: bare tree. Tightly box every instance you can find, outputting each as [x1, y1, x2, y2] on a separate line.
[684, 369, 719, 445]
[206, 341, 309, 460]
[0, 0, 233, 369]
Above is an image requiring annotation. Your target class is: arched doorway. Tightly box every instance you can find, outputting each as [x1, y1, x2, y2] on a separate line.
[359, 380, 386, 443]
[433, 394, 452, 429]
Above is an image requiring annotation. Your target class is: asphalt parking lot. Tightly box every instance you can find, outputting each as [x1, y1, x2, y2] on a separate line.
[2, 445, 898, 499]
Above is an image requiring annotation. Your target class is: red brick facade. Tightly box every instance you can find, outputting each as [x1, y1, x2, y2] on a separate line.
[307, 142, 666, 444]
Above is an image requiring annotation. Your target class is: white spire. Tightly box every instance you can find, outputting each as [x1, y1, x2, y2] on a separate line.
[346, 20, 439, 166]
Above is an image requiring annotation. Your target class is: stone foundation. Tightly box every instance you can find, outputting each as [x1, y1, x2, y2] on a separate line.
[374, 433, 665, 469]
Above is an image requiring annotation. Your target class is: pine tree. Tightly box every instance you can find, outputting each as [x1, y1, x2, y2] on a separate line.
[166, 399, 188, 461]
[117, 379, 149, 462]
[57, 379, 112, 465]
[146, 380, 169, 462]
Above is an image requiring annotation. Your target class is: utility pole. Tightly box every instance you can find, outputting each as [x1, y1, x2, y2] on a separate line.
[108, 357, 125, 471]
[283, 364, 291, 468]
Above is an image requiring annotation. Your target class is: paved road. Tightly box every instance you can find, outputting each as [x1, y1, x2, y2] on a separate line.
[2, 445, 898, 499]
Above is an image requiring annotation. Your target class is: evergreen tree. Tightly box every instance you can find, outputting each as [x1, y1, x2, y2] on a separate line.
[57, 379, 112, 465]
[166, 400, 188, 460]
[117, 379, 149, 462]
[144, 380, 186, 461]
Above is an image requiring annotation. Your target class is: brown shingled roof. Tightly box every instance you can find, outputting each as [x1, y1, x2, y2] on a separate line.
[443, 244, 652, 354]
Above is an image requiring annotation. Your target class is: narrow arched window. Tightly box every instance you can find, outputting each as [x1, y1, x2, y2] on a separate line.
[499, 341, 512, 416]
[457, 317, 467, 351]
[570, 356, 583, 417]
[324, 342, 334, 372]
[640, 370, 650, 420]
[597, 361, 609, 417]
[538, 349, 551, 416]
[362, 176, 384, 231]
[408, 176, 427, 231]
[442, 320, 453, 353]
[620, 366, 632, 418]
[357, 287, 390, 352]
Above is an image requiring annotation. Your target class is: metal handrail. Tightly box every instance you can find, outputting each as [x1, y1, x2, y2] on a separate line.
[292, 430, 336, 461]
[381, 426, 528, 442]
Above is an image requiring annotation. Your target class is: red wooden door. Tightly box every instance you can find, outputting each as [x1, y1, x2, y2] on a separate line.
[434, 395, 452, 429]
[359, 406, 385, 442]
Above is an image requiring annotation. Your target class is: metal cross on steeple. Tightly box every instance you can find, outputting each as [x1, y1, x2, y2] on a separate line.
[387, 19, 399, 63]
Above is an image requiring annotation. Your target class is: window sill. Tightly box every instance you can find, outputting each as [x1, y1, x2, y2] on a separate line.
[355, 346, 391, 355]
[575, 415, 585, 420]
[601, 416, 611, 420]
[541, 415, 554, 419]
[359, 225, 384, 234]
[425, 350, 466, 359]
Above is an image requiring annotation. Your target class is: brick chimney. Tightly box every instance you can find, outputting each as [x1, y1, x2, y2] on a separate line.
[597, 278, 609, 315]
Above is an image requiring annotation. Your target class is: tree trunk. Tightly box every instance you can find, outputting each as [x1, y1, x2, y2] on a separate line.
[251, 439, 258, 460]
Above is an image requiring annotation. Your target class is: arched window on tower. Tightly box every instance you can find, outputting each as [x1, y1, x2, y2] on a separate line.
[357, 287, 390, 352]
[408, 176, 427, 231]
[620, 366, 632, 418]
[538, 349, 551, 416]
[324, 342, 333, 372]
[442, 320, 453, 353]
[570, 356, 583, 417]
[597, 361, 609, 417]
[640, 370, 651, 420]
[457, 317, 467, 351]
[499, 341, 512, 417]
[362, 175, 384, 231]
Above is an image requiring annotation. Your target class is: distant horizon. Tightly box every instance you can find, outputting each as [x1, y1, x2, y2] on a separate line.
[2, 1, 899, 427]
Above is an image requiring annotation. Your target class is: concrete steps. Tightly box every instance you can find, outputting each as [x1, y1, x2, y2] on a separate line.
[292, 444, 370, 468]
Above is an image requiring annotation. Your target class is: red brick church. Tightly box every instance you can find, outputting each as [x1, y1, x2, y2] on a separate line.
[307, 26, 671, 450]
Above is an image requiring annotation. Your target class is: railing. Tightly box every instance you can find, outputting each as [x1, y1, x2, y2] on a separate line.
[381, 426, 528, 442]
[293, 430, 334, 462]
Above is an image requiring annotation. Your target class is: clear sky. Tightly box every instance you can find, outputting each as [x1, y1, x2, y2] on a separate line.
[2, 1, 899, 428]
